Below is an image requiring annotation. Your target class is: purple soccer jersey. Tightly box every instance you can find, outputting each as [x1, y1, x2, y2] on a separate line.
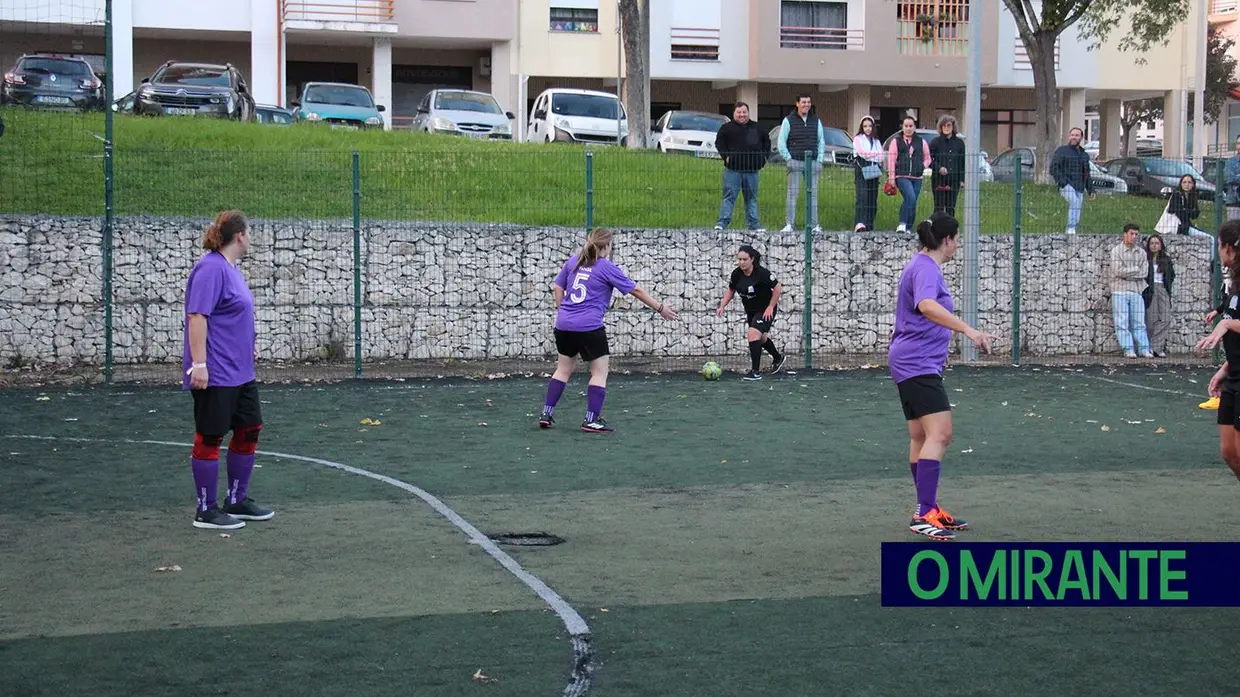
[182, 251, 256, 389]
[553, 255, 636, 331]
[888, 253, 953, 384]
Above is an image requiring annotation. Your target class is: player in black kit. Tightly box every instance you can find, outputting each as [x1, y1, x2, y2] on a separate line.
[1197, 219, 1240, 485]
[716, 244, 785, 380]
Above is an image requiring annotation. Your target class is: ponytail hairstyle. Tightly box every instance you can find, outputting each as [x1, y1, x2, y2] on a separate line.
[202, 210, 249, 251]
[916, 212, 959, 251]
[575, 227, 614, 272]
[738, 244, 762, 268]
[1219, 220, 1240, 293]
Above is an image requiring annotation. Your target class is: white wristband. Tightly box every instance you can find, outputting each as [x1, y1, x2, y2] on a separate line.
[186, 363, 206, 375]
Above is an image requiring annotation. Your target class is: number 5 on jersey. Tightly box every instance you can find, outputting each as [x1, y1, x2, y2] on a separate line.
[570, 271, 590, 303]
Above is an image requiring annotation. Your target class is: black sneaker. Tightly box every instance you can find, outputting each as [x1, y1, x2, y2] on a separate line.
[581, 418, 615, 434]
[742, 371, 763, 381]
[769, 355, 787, 375]
[194, 506, 245, 530]
[222, 497, 275, 521]
[539, 412, 555, 429]
[909, 516, 956, 541]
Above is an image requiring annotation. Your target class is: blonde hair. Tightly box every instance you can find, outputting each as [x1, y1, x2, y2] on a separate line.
[203, 210, 248, 250]
[575, 227, 613, 271]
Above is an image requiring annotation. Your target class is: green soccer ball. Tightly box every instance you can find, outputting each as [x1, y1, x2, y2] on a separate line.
[701, 361, 722, 381]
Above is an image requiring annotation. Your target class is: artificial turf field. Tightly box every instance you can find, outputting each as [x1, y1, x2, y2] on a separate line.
[2, 365, 1239, 696]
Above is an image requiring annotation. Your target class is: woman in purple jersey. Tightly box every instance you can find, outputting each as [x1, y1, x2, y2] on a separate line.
[889, 213, 996, 540]
[539, 228, 678, 433]
[182, 210, 273, 531]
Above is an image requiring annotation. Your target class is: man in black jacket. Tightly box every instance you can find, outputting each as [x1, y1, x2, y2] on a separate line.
[714, 102, 769, 231]
[1049, 127, 1095, 234]
[929, 114, 965, 216]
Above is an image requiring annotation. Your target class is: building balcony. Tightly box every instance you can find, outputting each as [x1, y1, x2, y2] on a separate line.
[778, 26, 865, 51]
[282, 0, 397, 35]
[896, 0, 969, 57]
[670, 26, 722, 61]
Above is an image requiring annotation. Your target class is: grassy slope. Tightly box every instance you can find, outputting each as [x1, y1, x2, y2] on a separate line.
[0, 107, 1193, 233]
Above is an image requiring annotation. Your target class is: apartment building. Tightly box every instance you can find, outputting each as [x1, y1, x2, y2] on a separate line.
[0, 0, 1204, 157]
[0, 0, 517, 129]
[519, 0, 1204, 159]
[1196, 0, 1240, 153]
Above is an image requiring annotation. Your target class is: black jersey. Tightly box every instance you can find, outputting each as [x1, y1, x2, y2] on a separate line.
[730, 265, 779, 317]
[1222, 291, 1240, 384]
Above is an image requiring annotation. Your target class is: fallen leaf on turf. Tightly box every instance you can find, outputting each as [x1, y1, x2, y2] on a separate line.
[720, 459, 727, 464]
[219, 534, 231, 539]
[961, 448, 974, 453]
[154, 565, 182, 573]
[1101, 425, 1111, 432]
[359, 418, 382, 425]
[472, 669, 498, 685]
[1155, 427, 1167, 434]
[600, 608, 609, 612]
[1001, 401, 1009, 406]
[478, 421, 488, 427]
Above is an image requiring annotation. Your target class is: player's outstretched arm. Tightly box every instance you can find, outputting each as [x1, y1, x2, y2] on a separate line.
[916, 299, 996, 353]
[716, 288, 734, 317]
[631, 286, 677, 321]
[1197, 318, 1240, 350]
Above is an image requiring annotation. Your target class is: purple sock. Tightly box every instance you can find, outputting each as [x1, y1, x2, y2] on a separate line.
[191, 457, 219, 512]
[226, 451, 256, 505]
[910, 461, 918, 484]
[584, 385, 606, 423]
[915, 458, 941, 518]
[543, 378, 567, 414]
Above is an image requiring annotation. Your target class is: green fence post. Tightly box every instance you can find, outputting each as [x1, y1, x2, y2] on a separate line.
[352, 150, 362, 379]
[1215, 158, 1226, 363]
[802, 150, 814, 370]
[103, 0, 114, 383]
[585, 150, 594, 230]
[1011, 158, 1022, 366]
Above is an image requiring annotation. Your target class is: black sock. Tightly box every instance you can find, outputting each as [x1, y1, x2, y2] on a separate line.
[748, 341, 763, 372]
[762, 339, 781, 360]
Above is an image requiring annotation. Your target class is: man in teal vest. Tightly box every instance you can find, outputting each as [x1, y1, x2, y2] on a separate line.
[777, 93, 826, 233]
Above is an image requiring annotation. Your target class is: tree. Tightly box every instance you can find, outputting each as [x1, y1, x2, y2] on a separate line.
[1116, 27, 1236, 157]
[617, 0, 650, 149]
[1000, 0, 1188, 182]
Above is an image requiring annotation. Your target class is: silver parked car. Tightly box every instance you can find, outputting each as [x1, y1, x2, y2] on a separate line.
[411, 89, 515, 140]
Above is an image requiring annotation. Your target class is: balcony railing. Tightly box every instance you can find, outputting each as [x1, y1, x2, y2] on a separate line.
[778, 26, 865, 50]
[1013, 38, 1061, 71]
[1211, 0, 1238, 15]
[670, 26, 721, 61]
[896, 0, 968, 57]
[282, 0, 395, 24]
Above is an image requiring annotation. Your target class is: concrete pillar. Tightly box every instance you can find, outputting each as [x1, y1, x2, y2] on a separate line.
[736, 81, 759, 113]
[1164, 89, 1185, 159]
[489, 40, 520, 128]
[1099, 98, 1123, 159]
[371, 37, 392, 130]
[845, 84, 870, 132]
[111, 0, 134, 98]
[1060, 88, 1087, 142]
[250, 0, 279, 106]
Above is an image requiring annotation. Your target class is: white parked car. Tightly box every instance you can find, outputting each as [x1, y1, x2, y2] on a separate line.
[651, 110, 728, 158]
[526, 88, 627, 145]
[411, 89, 515, 139]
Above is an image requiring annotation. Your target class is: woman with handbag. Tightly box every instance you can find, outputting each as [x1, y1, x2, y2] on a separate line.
[1167, 174, 1202, 235]
[1143, 233, 1175, 357]
[852, 116, 884, 232]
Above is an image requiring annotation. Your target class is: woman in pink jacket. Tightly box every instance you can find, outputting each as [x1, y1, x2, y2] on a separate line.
[886, 115, 932, 233]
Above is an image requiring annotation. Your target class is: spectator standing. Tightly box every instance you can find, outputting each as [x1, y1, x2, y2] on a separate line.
[1050, 127, 1094, 234]
[1111, 223, 1154, 358]
[852, 115, 884, 232]
[1143, 233, 1175, 357]
[928, 114, 965, 217]
[886, 116, 931, 233]
[777, 93, 825, 233]
[714, 102, 770, 232]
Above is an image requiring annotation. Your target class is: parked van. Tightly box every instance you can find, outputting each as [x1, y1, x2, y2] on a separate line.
[526, 88, 627, 145]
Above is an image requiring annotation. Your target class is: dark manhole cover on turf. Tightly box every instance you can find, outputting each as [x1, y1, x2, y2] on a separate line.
[488, 532, 566, 547]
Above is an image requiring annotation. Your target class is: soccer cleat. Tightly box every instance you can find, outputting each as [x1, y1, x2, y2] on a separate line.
[769, 355, 787, 375]
[909, 516, 956, 540]
[742, 370, 763, 381]
[581, 418, 615, 434]
[539, 412, 555, 429]
[222, 497, 275, 521]
[194, 506, 246, 530]
[930, 506, 968, 531]
[1200, 396, 1220, 410]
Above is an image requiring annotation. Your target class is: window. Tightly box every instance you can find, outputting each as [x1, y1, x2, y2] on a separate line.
[780, 0, 848, 49]
[550, 7, 598, 32]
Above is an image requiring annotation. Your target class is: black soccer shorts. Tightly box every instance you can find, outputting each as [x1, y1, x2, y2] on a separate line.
[896, 374, 952, 421]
